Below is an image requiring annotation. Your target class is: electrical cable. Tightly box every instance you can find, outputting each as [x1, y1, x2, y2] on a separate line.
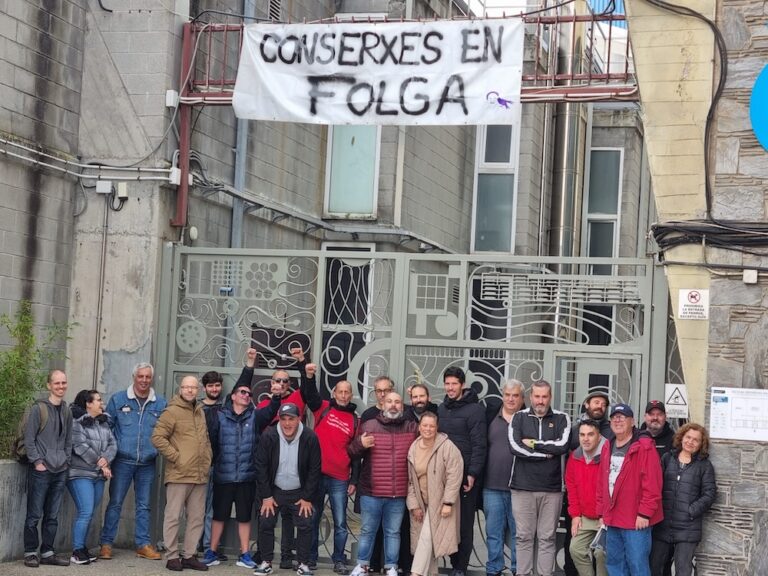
[639, 0, 768, 262]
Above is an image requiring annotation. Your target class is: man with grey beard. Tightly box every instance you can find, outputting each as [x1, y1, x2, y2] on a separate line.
[347, 393, 418, 576]
[509, 380, 571, 576]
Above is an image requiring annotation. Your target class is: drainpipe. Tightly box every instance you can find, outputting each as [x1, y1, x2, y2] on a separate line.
[548, 1, 588, 271]
[231, 0, 257, 249]
[548, 1, 589, 342]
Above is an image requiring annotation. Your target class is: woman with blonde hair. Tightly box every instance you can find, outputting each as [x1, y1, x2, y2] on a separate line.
[650, 422, 716, 576]
[406, 411, 463, 576]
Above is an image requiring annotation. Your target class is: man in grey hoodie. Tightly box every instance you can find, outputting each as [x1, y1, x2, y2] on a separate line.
[23, 369, 73, 568]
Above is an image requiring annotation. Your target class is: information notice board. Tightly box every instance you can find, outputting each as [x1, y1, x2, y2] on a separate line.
[710, 387, 768, 442]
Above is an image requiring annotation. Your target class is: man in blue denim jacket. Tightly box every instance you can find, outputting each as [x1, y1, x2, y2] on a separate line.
[98, 362, 168, 561]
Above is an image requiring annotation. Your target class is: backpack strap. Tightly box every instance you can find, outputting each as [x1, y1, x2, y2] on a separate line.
[34, 400, 49, 434]
[316, 404, 359, 437]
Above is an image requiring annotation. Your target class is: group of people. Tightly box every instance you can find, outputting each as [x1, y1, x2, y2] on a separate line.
[21, 354, 717, 576]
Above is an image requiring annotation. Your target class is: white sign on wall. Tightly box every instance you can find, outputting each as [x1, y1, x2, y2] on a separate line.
[711, 387, 768, 442]
[233, 19, 524, 125]
[664, 383, 689, 419]
[677, 288, 709, 320]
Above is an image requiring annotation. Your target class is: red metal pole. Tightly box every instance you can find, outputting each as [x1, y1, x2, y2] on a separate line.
[171, 23, 195, 227]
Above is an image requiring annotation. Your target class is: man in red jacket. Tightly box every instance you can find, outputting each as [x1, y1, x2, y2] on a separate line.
[565, 419, 607, 576]
[347, 392, 418, 576]
[596, 404, 662, 576]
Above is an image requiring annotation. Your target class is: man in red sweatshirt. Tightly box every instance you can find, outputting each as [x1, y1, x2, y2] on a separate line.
[565, 419, 607, 576]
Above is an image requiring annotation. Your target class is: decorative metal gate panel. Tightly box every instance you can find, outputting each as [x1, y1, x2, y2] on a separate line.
[156, 245, 657, 417]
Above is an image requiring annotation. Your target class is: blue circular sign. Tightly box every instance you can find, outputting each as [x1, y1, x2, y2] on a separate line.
[751, 64, 768, 151]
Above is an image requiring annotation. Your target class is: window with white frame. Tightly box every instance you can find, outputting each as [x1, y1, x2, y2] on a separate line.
[324, 125, 381, 219]
[322, 13, 385, 221]
[471, 125, 519, 252]
[584, 148, 623, 275]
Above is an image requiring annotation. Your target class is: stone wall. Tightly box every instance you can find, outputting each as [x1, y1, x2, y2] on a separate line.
[698, 0, 768, 573]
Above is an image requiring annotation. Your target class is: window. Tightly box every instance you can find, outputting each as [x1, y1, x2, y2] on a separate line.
[471, 124, 520, 252]
[324, 125, 381, 219]
[267, 0, 281, 21]
[584, 148, 622, 275]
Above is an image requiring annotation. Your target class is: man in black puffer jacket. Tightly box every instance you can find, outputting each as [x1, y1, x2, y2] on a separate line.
[437, 367, 487, 576]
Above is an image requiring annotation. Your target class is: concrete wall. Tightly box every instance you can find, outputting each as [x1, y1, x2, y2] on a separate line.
[0, 0, 84, 345]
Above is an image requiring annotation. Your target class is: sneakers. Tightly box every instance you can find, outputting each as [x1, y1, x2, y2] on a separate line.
[349, 564, 369, 576]
[333, 560, 349, 575]
[297, 564, 314, 576]
[217, 551, 229, 562]
[136, 544, 162, 560]
[23, 554, 39, 568]
[182, 556, 210, 571]
[99, 544, 113, 560]
[203, 549, 221, 566]
[167, 558, 184, 571]
[385, 568, 398, 576]
[307, 560, 318, 570]
[71, 549, 92, 565]
[40, 554, 70, 566]
[237, 552, 258, 569]
[253, 560, 273, 574]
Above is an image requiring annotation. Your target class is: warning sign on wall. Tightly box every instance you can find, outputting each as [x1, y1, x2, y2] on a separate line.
[665, 383, 689, 419]
[677, 289, 709, 320]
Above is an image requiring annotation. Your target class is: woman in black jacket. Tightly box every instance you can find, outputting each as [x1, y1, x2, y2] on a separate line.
[650, 422, 716, 576]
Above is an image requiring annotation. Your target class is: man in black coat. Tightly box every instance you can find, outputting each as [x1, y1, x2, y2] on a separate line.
[437, 366, 487, 576]
[254, 403, 321, 576]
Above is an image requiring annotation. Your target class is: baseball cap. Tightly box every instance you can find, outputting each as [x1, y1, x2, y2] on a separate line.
[645, 400, 666, 414]
[279, 403, 300, 418]
[609, 403, 634, 418]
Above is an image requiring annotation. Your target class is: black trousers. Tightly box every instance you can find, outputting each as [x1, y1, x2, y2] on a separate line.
[650, 539, 697, 576]
[258, 488, 313, 565]
[450, 481, 479, 572]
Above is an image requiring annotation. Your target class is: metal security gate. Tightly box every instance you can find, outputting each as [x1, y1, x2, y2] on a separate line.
[152, 244, 663, 568]
[156, 244, 660, 419]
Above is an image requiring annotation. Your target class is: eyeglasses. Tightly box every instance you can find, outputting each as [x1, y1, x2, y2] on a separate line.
[237, 389, 253, 397]
[272, 378, 290, 384]
[180, 386, 199, 391]
[375, 388, 392, 394]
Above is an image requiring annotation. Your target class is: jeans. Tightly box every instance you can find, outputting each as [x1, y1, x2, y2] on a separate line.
[311, 475, 350, 563]
[24, 468, 68, 555]
[100, 459, 156, 547]
[357, 495, 406, 569]
[200, 470, 214, 550]
[483, 488, 517, 574]
[605, 527, 651, 576]
[67, 477, 107, 550]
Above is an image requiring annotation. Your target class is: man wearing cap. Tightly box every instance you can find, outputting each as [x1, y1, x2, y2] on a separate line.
[509, 379, 571, 576]
[203, 353, 281, 569]
[640, 401, 675, 458]
[254, 403, 321, 576]
[596, 404, 663, 576]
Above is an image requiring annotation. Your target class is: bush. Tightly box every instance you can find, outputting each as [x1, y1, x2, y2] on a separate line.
[0, 300, 70, 458]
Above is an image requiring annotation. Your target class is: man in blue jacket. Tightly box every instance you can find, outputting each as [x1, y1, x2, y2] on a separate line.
[202, 359, 280, 568]
[99, 362, 167, 561]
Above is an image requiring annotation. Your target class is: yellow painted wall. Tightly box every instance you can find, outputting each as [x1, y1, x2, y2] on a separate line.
[625, 0, 716, 422]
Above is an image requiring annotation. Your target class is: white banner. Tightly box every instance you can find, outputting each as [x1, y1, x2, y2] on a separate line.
[233, 19, 524, 125]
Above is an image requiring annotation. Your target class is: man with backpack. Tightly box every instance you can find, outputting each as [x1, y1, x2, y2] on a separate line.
[22, 369, 73, 567]
[300, 363, 360, 575]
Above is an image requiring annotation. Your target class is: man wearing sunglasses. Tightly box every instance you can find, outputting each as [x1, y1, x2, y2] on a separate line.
[203, 351, 281, 569]
[256, 348, 317, 425]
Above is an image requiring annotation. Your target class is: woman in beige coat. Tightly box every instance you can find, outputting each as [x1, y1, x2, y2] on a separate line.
[406, 411, 464, 576]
